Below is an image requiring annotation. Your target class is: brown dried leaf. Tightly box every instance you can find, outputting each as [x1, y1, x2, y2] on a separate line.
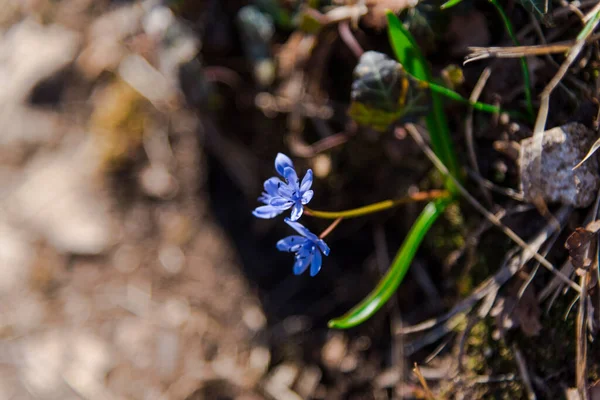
[491, 281, 542, 337]
[565, 220, 600, 274]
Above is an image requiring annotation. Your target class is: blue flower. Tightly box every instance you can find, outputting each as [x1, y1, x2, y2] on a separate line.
[253, 153, 314, 221]
[277, 218, 330, 276]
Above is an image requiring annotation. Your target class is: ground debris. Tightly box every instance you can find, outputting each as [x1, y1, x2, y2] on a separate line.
[519, 122, 600, 208]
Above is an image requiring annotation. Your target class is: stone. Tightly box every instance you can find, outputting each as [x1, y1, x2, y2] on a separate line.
[519, 122, 600, 208]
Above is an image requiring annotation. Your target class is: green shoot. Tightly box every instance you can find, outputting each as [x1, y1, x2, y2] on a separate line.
[327, 12, 459, 329]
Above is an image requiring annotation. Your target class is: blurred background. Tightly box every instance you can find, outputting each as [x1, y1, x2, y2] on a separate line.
[2, 0, 589, 399]
[0, 1, 417, 399]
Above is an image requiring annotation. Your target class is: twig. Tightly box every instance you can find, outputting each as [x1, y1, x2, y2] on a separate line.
[466, 170, 526, 201]
[576, 274, 590, 400]
[466, 67, 494, 207]
[288, 131, 350, 158]
[400, 210, 569, 339]
[338, 21, 364, 58]
[513, 345, 537, 400]
[465, 33, 600, 61]
[516, 231, 561, 306]
[405, 123, 580, 292]
[413, 363, 436, 400]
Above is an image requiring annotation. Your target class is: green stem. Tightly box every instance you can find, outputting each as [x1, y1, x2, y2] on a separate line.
[305, 190, 449, 219]
[328, 198, 451, 329]
[489, 0, 534, 119]
[427, 82, 499, 113]
[426, 82, 527, 119]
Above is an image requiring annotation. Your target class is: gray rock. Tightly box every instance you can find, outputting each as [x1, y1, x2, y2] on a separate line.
[520, 122, 600, 208]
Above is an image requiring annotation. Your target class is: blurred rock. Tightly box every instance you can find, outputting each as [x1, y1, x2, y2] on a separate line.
[158, 244, 185, 274]
[139, 164, 179, 199]
[0, 19, 79, 104]
[78, 3, 144, 79]
[294, 366, 321, 399]
[0, 220, 33, 295]
[0, 20, 79, 149]
[321, 333, 347, 370]
[7, 138, 114, 255]
[520, 123, 600, 207]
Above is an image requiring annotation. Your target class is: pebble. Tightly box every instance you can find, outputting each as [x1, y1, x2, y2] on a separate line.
[519, 122, 600, 207]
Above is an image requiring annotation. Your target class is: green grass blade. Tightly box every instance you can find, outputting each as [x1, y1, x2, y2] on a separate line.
[441, 0, 465, 9]
[328, 199, 451, 329]
[488, 0, 534, 119]
[385, 11, 460, 184]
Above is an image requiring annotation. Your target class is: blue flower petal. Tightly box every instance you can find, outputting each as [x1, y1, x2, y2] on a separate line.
[310, 250, 322, 276]
[290, 202, 303, 221]
[283, 167, 300, 189]
[253, 205, 285, 219]
[276, 235, 306, 252]
[264, 177, 284, 197]
[270, 197, 294, 209]
[293, 253, 312, 275]
[300, 169, 313, 192]
[316, 239, 330, 256]
[301, 190, 313, 205]
[277, 183, 294, 198]
[257, 193, 270, 204]
[275, 153, 294, 176]
[284, 218, 312, 238]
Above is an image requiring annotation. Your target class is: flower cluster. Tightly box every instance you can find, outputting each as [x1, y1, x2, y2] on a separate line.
[253, 153, 329, 276]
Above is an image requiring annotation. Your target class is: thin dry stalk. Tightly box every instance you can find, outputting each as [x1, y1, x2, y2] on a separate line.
[400, 206, 570, 339]
[465, 67, 493, 207]
[338, 21, 364, 58]
[583, 1, 600, 22]
[513, 344, 537, 400]
[288, 131, 350, 158]
[404, 123, 580, 292]
[465, 33, 600, 61]
[413, 363, 435, 400]
[466, 170, 526, 201]
[576, 273, 590, 400]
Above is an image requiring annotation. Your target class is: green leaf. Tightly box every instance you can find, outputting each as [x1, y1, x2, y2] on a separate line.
[385, 11, 429, 81]
[386, 11, 460, 183]
[348, 51, 431, 131]
[328, 199, 451, 329]
[440, 0, 465, 9]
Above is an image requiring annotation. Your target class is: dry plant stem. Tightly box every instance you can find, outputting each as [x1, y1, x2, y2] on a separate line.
[288, 131, 350, 158]
[466, 170, 526, 201]
[584, 1, 600, 22]
[413, 364, 435, 400]
[560, 0, 586, 22]
[338, 21, 364, 58]
[465, 33, 600, 61]
[401, 207, 570, 350]
[319, 217, 343, 239]
[405, 123, 581, 292]
[576, 273, 590, 400]
[466, 67, 493, 206]
[513, 345, 537, 400]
